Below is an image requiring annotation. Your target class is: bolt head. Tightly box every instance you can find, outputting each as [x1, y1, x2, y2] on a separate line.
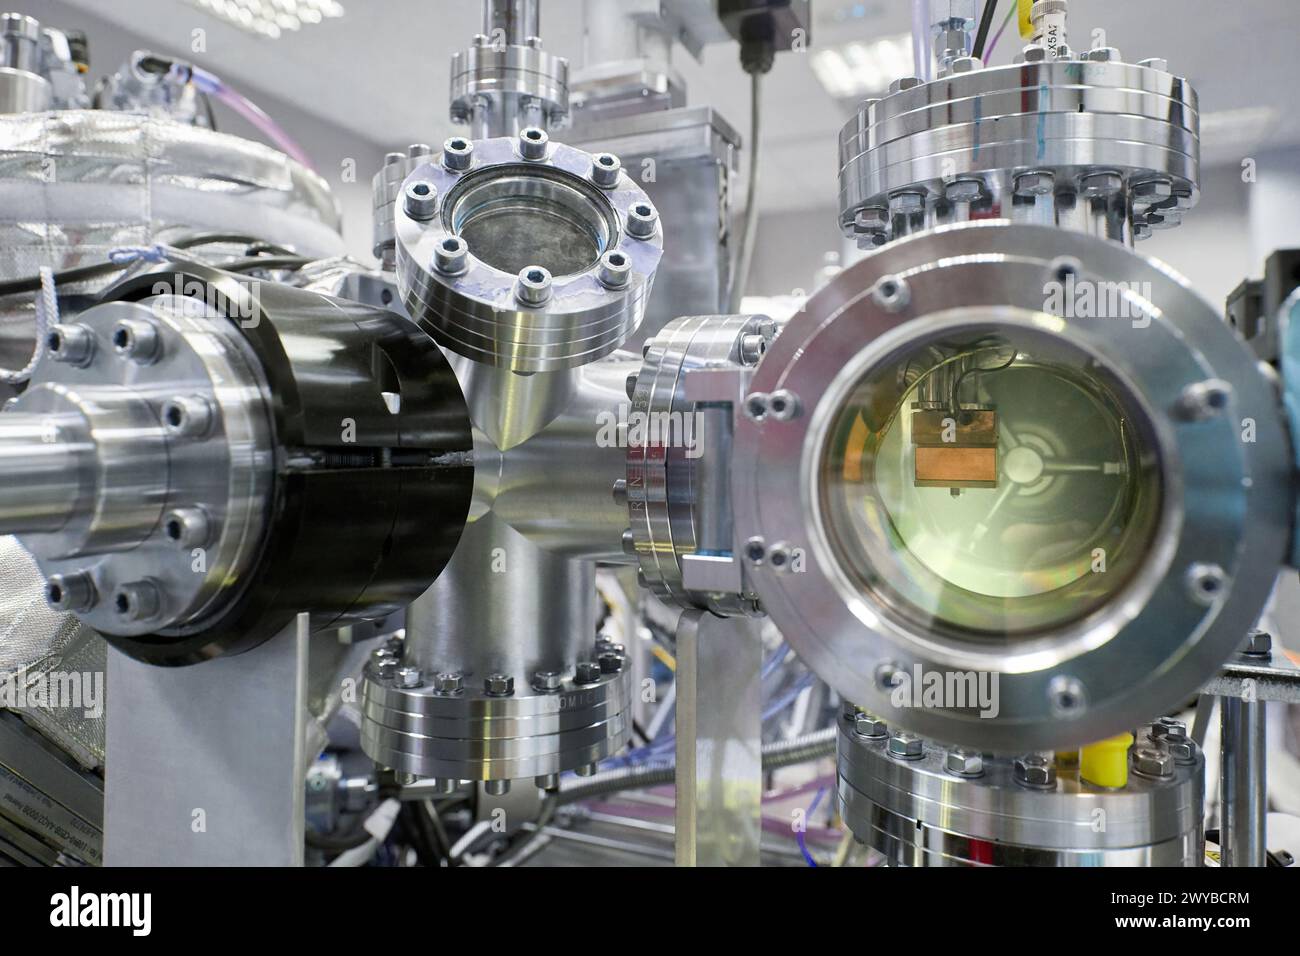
[1137, 57, 1168, 72]
[432, 671, 463, 694]
[374, 658, 398, 680]
[590, 151, 622, 187]
[1021, 44, 1048, 63]
[44, 572, 96, 612]
[1185, 562, 1228, 606]
[1132, 746, 1175, 778]
[46, 323, 96, 366]
[1014, 170, 1055, 196]
[433, 236, 469, 275]
[575, 661, 601, 684]
[112, 580, 162, 622]
[625, 201, 659, 239]
[739, 332, 767, 366]
[946, 748, 984, 777]
[767, 389, 800, 421]
[162, 507, 210, 549]
[161, 395, 214, 439]
[519, 126, 549, 160]
[403, 179, 438, 220]
[945, 179, 982, 203]
[1084, 47, 1122, 63]
[949, 55, 982, 74]
[514, 266, 553, 306]
[395, 666, 423, 689]
[598, 652, 624, 674]
[887, 733, 924, 760]
[871, 275, 911, 312]
[853, 206, 888, 234]
[1242, 629, 1272, 658]
[854, 714, 887, 738]
[484, 673, 514, 696]
[442, 136, 473, 170]
[533, 670, 562, 692]
[1081, 171, 1124, 197]
[111, 318, 161, 364]
[1151, 717, 1188, 740]
[888, 76, 921, 93]
[597, 249, 631, 289]
[1166, 737, 1199, 765]
[1131, 179, 1173, 202]
[1013, 754, 1057, 788]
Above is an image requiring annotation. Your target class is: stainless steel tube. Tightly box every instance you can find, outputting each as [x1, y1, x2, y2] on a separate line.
[1220, 696, 1267, 866]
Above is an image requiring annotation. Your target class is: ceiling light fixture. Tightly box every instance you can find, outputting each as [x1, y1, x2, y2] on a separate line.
[183, 0, 345, 41]
[811, 35, 917, 100]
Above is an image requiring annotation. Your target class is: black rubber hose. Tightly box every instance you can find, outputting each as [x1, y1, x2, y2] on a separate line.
[972, 0, 1000, 59]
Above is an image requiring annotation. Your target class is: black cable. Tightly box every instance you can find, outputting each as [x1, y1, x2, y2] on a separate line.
[972, 0, 1001, 60]
[0, 233, 305, 298]
[305, 821, 372, 853]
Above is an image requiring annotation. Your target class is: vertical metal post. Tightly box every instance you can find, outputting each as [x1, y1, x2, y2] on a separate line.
[1219, 695, 1267, 866]
[104, 613, 310, 865]
[674, 609, 762, 866]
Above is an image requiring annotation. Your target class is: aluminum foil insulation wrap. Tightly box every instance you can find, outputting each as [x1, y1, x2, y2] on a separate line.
[0, 110, 345, 370]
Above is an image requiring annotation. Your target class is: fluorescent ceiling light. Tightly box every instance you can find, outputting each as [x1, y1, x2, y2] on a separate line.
[183, 0, 345, 40]
[811, 34, 914, 100]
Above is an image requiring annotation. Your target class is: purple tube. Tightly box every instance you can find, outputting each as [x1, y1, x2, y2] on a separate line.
[183, 64, 317, 171]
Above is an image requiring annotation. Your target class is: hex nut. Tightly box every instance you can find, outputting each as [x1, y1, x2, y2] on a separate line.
[395, 666, 423, 689]
[484, 673, 514, 696]
[887, 733, 924, 760]
[575, 661, 601, 684]
[432, 671, 463, 694]
[945, 179, 982, 203]
[1242, 629, 1273, 659]
[533, 670, 562, 692]
[854, 714, 887, 738]
[1013, 754, 1057, 789]
[946, 748, 984, 777]
[1132, 746, 1175, 778]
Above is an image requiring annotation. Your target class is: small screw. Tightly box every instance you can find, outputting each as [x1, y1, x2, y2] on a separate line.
[442, 136, 473, 170]
[1132, 746, 1175, 779]
[1175, 379, 1232, 421]
[871, 275, 910, 312]
[1048, 675, 1086, 716]
[744, 392, 769, 421]
[767, 389, 800, 421]
[887, 733, 924, 760]
[1241, 629, 1272, 659]
[46, 324, 96, 367]
[575, 661, 601, 684]
[162, 507, 210, 548]
[598, 652, 624, 674]
[946, 748, 984, 777]
[1185, 562, 1228, 606]
[433, 236, 469, 275]
[611, 478, 627, 505]
[514, 266, 553, 306]
[743, 536, 766, 564]
[1013, 754, 1056, 789]
[113, 580, 162, 622]
[854, 714, 887, 738]
[533, 670, 562, 692]
[44, 572, 96, 612]
[403, 180, 438, 220]
[1021, 43, 1047, 63]
[161, 395, 214, 439]
[625, 202, 658, 239]
[519, 126, 549, 160]
[395, 666, 423, 689]
[597, 250, 631, 289]
[739, 332, 766, 366]
[432, 671, 463, 694]
[111, 318, 161, 364]
[590, 152, 621, 187]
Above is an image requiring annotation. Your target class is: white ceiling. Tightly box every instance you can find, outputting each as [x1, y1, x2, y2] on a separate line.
[53, 0, 1300, 214]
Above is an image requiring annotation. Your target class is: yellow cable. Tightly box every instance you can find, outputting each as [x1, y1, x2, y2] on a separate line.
[1018, 0, 1035, 39]
[651, 644, 676, 672]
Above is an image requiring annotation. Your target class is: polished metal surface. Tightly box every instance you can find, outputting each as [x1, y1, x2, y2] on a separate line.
[395, 135, 663, 372]
[626, 313, 774, 614]
[673, 609, 763, 867]
[568, 106, 740, 351]
[1220, 695, 1267, 866]
[0, 64, 49, 112]
[837, 715, 1204, 866]
[104, 614, 309, 866]
[732, 222, 1292, 751]
[839, 57, 1199, 246]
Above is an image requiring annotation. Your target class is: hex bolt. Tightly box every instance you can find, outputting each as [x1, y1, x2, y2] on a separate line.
[945, 179, 982, 203]
[590, 151, 622, 187]
[370, 646, 398, 666]
[1021, 43, 1047, 63]
[395, 666, 423, 689]
[1081, 171, 1124, 197]
[611, 478, 627, 505]
[575, 661, 601, 684]
[887, 732, 924, 760]
[484, 779, 511, 796]
[44, 571, 96, 613]
[1137, 57, 1168, 72]
[1241, 629, 1273, 659]
[1131, 179, 1173, 204]
[432, 671, 464, 694]
[514, 265, 553, 306]
[1166, 737, 1199, 766]
[621, 528, 636, 555]
[949, 55, 982, 74]
[1084, 46, 1122, 63]
[518, 126, 549, 160]
[442, 136, 473, 170]
[598, 652, 624, 674]
[1013, 754, 1057, 789]
[1132, 745, 1175, 779]
[889, 192, 924, 215]
[625, 201, 659, 240]
[113, 580, 162, 622]
[887, 76, 921, 93]
[744, 391, 769, 421]
[854, 714, 887, 739]
[1151, 716, 1188, 740]
[161, 395, 214, 439]
[403, 180, 438, 220]
[597, 249, 632, 289]
[1185, 562, 1228, 606]
[533, 670, 562, 693]
[871, 275, 911, 312]
[744, 536, 766, 564]
[374, 657, 398, 680]
[946, 747, 984, 777]
[739, 332, 767, 366]
[111, 317, 161, 364]
[433, 236, 470, 275]
[162, 507, 210, 549]
[46, 323, 96, 366]
[767, 389, 800, 422]
[1014, 170, 1055, 197]
[484, 673, 514, 696]
[1175, 379, 1232, 421]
